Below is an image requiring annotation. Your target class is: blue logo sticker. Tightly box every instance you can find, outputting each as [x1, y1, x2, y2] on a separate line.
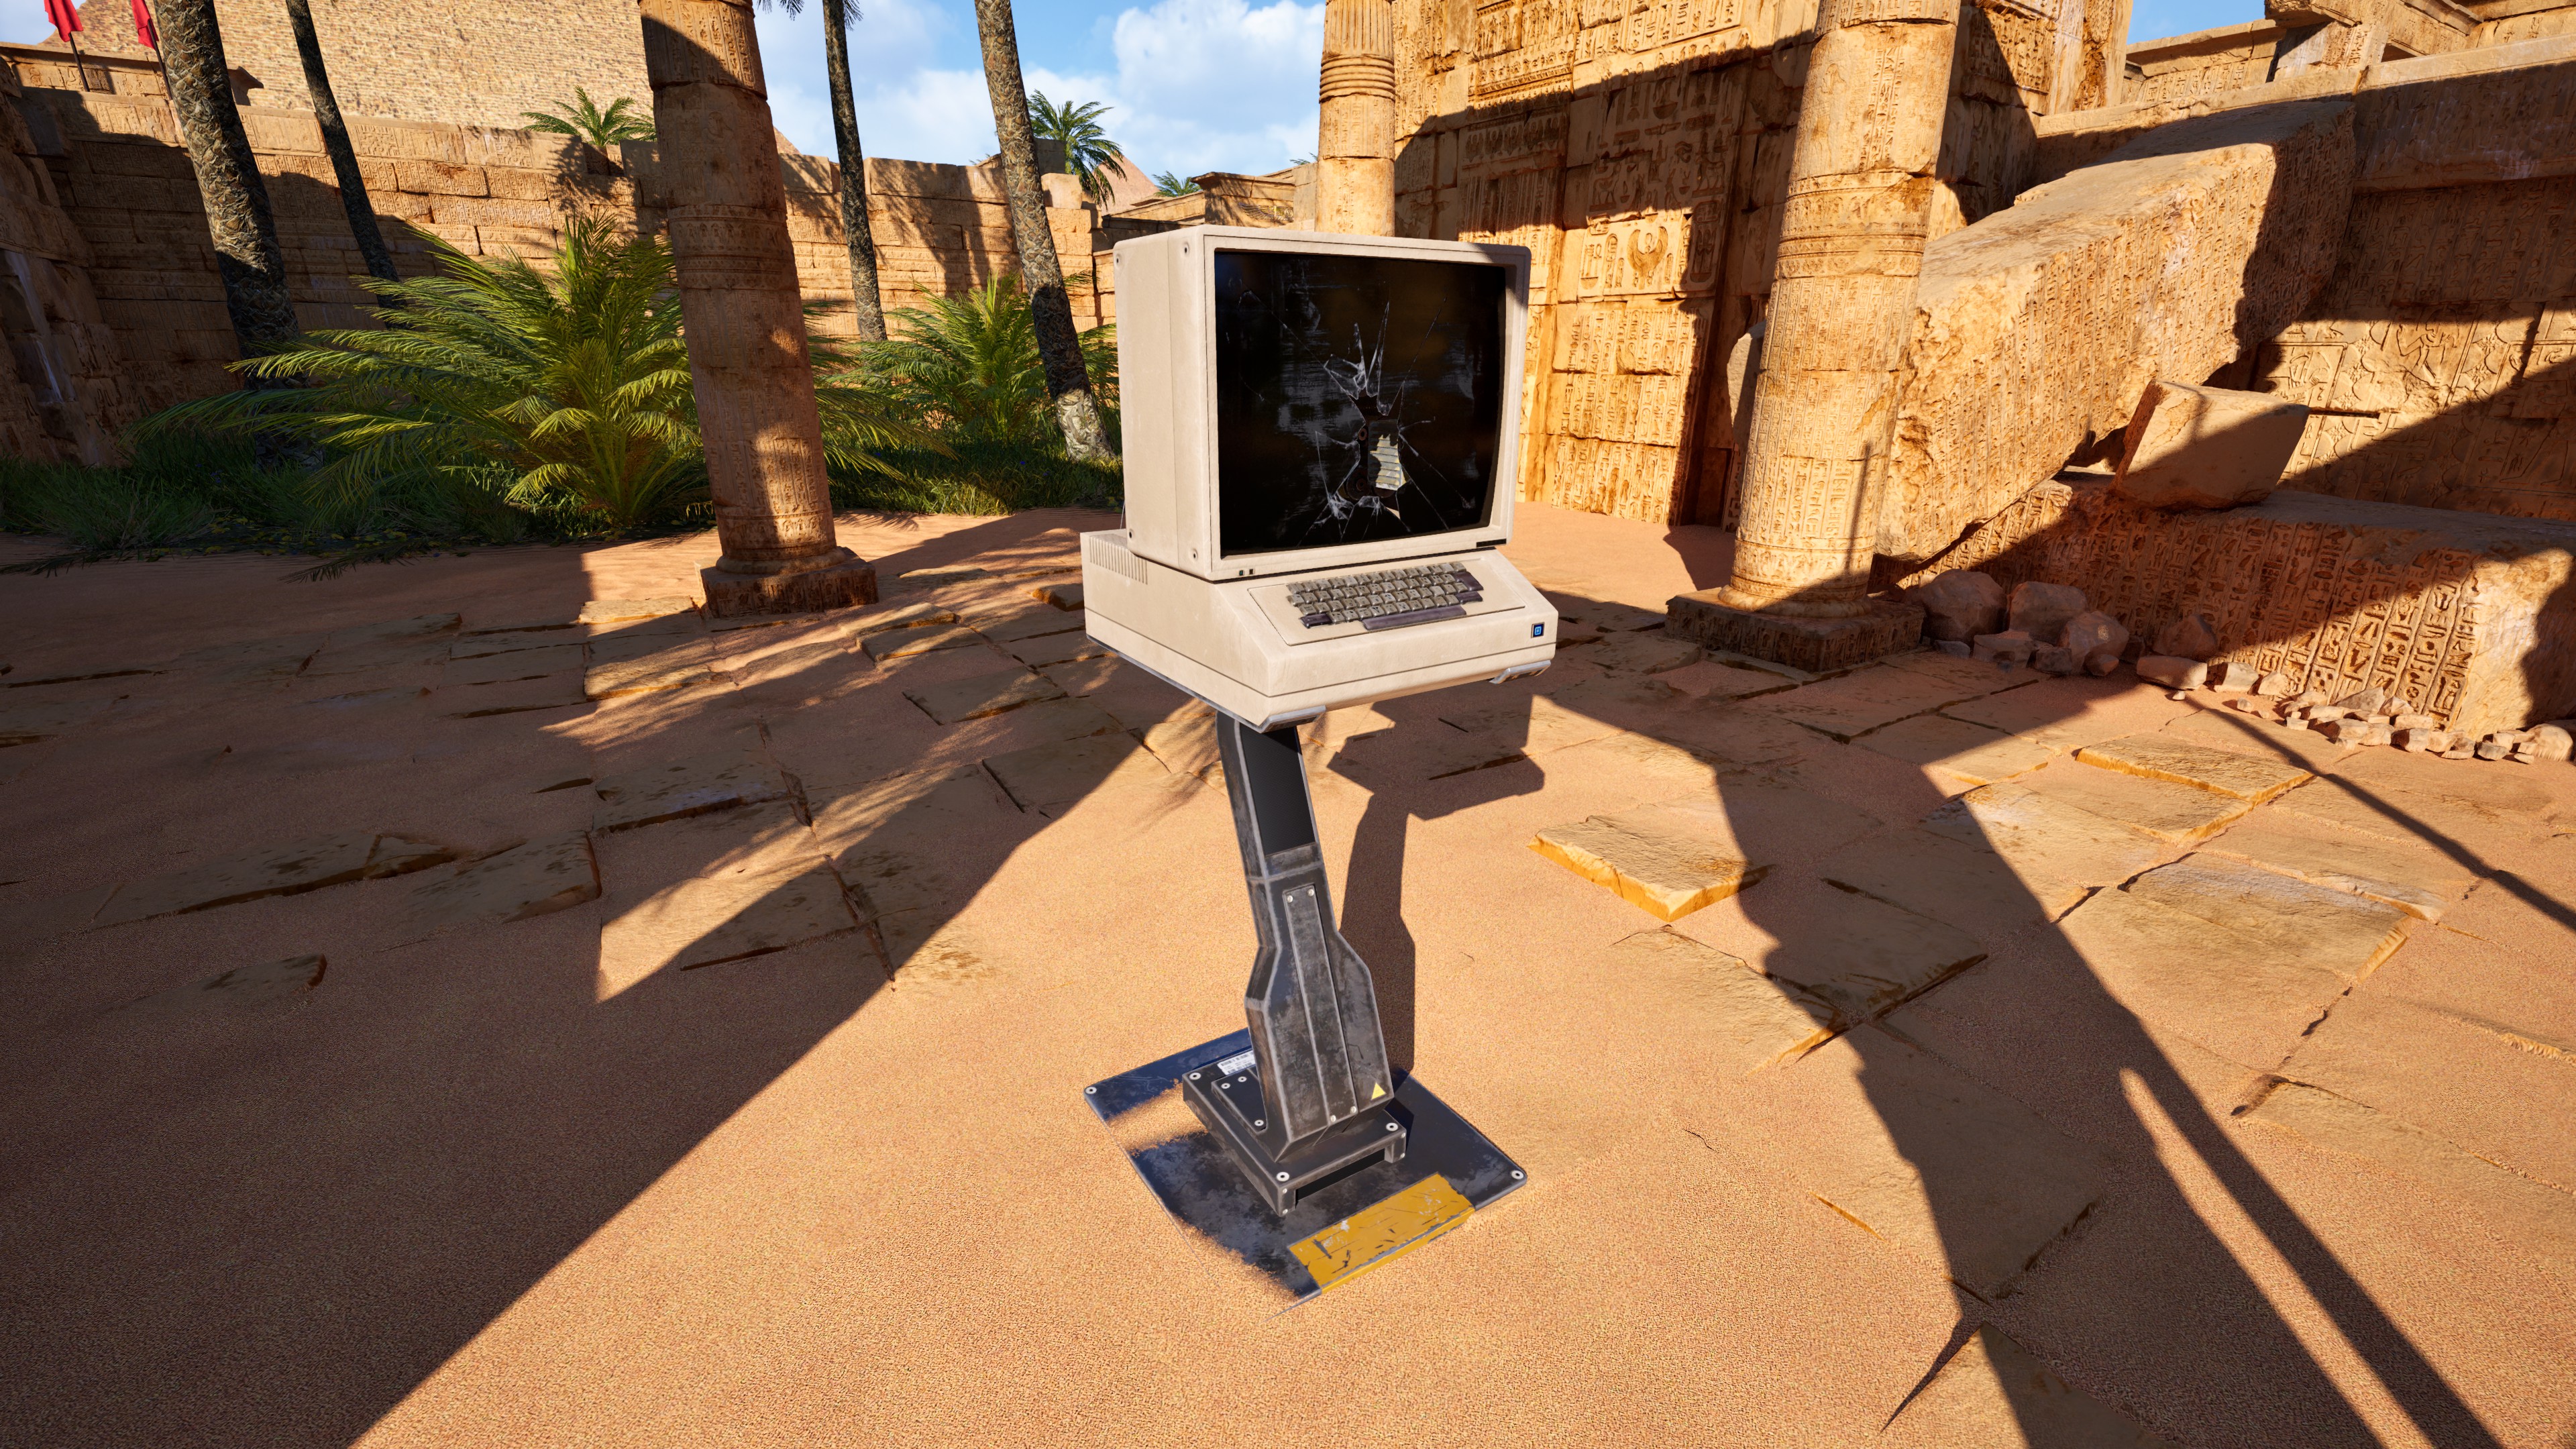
[1532, 623, 1545, 637]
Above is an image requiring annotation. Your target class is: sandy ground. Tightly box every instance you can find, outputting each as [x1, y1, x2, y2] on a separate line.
[1, 504, 2570, 1448]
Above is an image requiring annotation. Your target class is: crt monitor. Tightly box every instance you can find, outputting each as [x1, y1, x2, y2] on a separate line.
[1114, 228, 1531, 582]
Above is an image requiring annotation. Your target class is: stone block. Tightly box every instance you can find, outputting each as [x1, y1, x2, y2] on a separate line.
[2153, 612, 2219, 660]
[2207, 660, 2261, 692]
[841, 598, 960, 637]
[1753, 663, 1986, 742]
[1006, 629, 1112, 669]
[2112, 380, 2308, 510]
[702, 556, 877, 616]
[1884, 1324, 2179, 1448]
[861, 624, 984, 661]
[2024, 757, 2253, 841]
[2135, 655, 2208, 689]
[94, 832, 455, 928]
[1923, 782, 2174, 916]
[592, 750, 788, 832]
[598, 858, 860, 974]
[1854, 713, 2059, 787]
[123, 955, 329, 1017]
[1586, 630, 1703, 675]
[392, 830, 599, 943]
[982, 733, 1168, 810]
[1532, 810, 1770, 922]
[902, 667, 1065, 726]
[1910, 569, 2004, 642]
[1604, 930, 1831, 1074]
[579, 597, 699, 625]
[2008, 581, 2088, 645]
[440, 643, 585, 686]
[2255, 670, 2296, 697]
[1664, 592, 1925, 674]
[1031, 581, 1083, 610]
[2071, 733, 2310, 802]
[2125, 855, 2410, 982]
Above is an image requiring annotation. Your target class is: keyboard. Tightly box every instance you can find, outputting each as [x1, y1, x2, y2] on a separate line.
[1288, 562, 1485, 631]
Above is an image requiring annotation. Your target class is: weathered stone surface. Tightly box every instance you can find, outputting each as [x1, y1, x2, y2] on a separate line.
[1586, 630, 1702, 675]
[1140, 708, 1221, 777]
[588, 630, 714, 666]
[1882, 648, 2039, 694]
[1856, 713, 2058, 788]
[2113, 380, 2307, 511]
[902, 667, 1065, 726]
[598, 858, 860, 973]
[451, 629, 580, 659]
[2024, 757, 2252, 843]
[975, 608, 1085, 645]
[2072, 733, 2310, 802]
[1533, 811, 1769, 922]
[1912, 570, 2005, 643]
[578, 598, 696, 625]
[2008, 582, 2088, 645]
[2135, 655, 2208, 690]
[1655, 658, 1803, 702]
[2067, 610, 2130, 671]
[1884, 1324, 2179, 1448]
[894, 566, 991, 589]
[982, 733, 1168, 810]
[2125, 855, 2411, 983]
[1556, 598, 1670, 633]
[2152, 612, 2219, 660]
[1664, 592, 1925, 675]
[326, 614, 462, 649]
[1972, 631, 2035, 666]
[1006, 629, 1112, 669]
[1754, 664, 1986, 743]
[1923, 781, 2174, 916]
[2207, 661, 2260, 692]
[441, 643, 586, 686]
[2058, 886, 2351, 1069]
[861, 624, 983, 661]
[840, 598, 959, 637]
[592, 750, 788, 832]
[1031, 580, 1083, 610]
[1885, 100, 2354, 562]
[94, 832, 456, 928]
[1605, 929, 1830, 1074]
[1755, 890, 1988, 1030]
[2334, 745, 2565, 835]
[0, 696, 112, 743]
[584, 648, 720, 700]
[445, 674, 590, 718]
[392, 830, 598, 943]
[701, 557, 877, 617]
[1821, 828, 2057, 940]
[125, 955, 328, 1016]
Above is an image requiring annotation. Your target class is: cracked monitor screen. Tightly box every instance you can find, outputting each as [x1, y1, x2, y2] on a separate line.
[1212, 249, 1508, 558]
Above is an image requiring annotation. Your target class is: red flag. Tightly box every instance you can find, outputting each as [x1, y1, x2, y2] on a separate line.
[129, 0, 156, 48]
[43, 0, 81, 40]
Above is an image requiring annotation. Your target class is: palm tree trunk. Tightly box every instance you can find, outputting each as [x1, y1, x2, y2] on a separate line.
[282, 0, 398, 286]
[153, 0, 296, 359]
[820, 0, 885, 343]
[969, 0, 1112, 463]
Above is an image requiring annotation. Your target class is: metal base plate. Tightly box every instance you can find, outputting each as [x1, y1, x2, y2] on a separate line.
[1085, 1032, 1525, 1302]
[1181, 1051, 1407, 1215]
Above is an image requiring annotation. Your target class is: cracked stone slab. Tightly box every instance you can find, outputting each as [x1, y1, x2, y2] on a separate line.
[2199, 813, 2472, 921]
[2126, 855, 2411, 984]
[578, 598, 696, 625]
[1752, 665, 1984, 742]
[1749, 888, 1987, 1030]
[2057, 887, 2353, 1069]
[1432, 693, 1629, 777]
[841, 598, 960, 637]
[1547, 730, 1728, 786]
[2245, 1080, 2576, 1268]
[862, 624, 985, 661]
[1533, 809, 1768, 922]
[441, 643, 586, 686]
[1821, 827, 2055, 941]
[2276, 992, 2576, 1194]
[445, 674, 589, 718]
[122, 954, 329, 1017]
[1856, 712, 2059, 788]
[1607, 929, 1831, 1073]
[2158, 705, 2353, 771]
[1005, 629, 1112, 669]
[303, 641, 453, 677]
[2021, 757, 2251, 843]
[1922, 782, 2173, 917]
[1884, 1324, 2178, 1448]
[592, 751, 788, 832]
[983, 732, 1169, 810]
[598, 858, 861, 975]
[2074, 733, 2311, 803]
[903, 667, 1065, 726]
[1881, 648, 2041, 694]
[1776, 1030, 2110, 1298]
[976, 608, 1085, 645]
[1582, 631, 1703, 675]
[450, 629, 580, 659]
[94, 832, 456, 928]
[391, 830, 599, 945]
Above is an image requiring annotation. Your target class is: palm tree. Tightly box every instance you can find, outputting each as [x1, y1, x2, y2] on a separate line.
[971, 0, 1112, 463]
[814, 0, 886, 341]
[281, 0, 396, 286]
[521, 88, 655, 150]
[153, 0, 295, 364]
[1151, 170, 1199, 197]
[1027, 91, 1127, 205]
[857, 273, 1113, 448]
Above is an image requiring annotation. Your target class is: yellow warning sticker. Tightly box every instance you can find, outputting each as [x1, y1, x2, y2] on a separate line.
[1289, 1174, 1473, 1293]
[1369, 1082, 1386, 1100]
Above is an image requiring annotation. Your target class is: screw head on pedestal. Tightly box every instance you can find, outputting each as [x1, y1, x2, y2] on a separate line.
[1275, 1172, 1291, 1182]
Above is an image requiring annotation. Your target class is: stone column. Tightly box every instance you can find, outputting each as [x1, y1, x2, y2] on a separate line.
[640, 0, 877, 616]
[1316, 0, 1395, 236]
[1667, 0, 1956, 672]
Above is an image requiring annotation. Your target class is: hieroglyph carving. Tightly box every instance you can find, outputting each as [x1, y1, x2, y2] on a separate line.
[1474, 0, 1581, 99]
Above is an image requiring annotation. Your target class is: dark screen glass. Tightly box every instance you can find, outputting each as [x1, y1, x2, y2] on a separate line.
[1212, 250, 1507, 558]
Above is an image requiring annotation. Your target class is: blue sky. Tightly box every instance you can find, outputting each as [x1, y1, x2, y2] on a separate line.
[15, 0, 2268, 174]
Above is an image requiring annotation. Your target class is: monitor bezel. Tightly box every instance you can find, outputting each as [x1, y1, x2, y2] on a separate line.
[1162, 228, 1529, 582]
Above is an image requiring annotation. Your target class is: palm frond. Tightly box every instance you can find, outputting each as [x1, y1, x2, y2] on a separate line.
[521, 87, 655, 148]
[1026, 91, 1129, 203]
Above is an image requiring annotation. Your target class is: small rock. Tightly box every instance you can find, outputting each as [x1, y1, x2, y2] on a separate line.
[2319, 718, 2373, 745]
[1912, 571, 2006, 643]
[2475, 740, 2510, 761]
[1931, 639, 1972, 658]
[2031, 645, 2081, 675]
[2510, 743, 2538, 763]
[2488, 729, 2530, 746]
[2152, 612, 2219, 661]
[2207, 661, 2259, 692]
[2167, 689, 2190, 702]
[2385, 693, 2415, 716]
[2283, 716, 2311, 731]
[1031, 581, 1084, 611]
[2394, 729, 2446, 753]
[2331, 686, 2387, 716]
[2307, 705, 2349, 723]
[2286, 689, 2328, 709]
[2228, 696, 2267, 714]
[2255, 672, 2296, 698]
[2063, 610, 2129, 672]
[2007, 582, 2088, 646]
[2135, 654, 2208, 689]
[2083, 652, 2119, 678]
[2440, 743, 2474, 759]
[2528, 722, 2574, 762]
[1971, 631, 2035, 665]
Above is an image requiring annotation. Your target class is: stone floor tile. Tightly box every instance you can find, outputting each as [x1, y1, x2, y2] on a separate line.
[592, 750, 788, 833]
[441, 643, 585, 687]
[1701, 649, 1817, 684]
[949, 697, 1126, 755]
[2199, 812, 2474, 920]
[1753, 664, 1985, 742]
[894, 565, 991, 590]
[325, 613, 462, 649]
[596, 857, 860, 977]
[862, 624, 985, 661]
[2057, 888, 2351, 1069]
[1656, 657, 1801, 702]
[982, 731, 1169, 810]
[1856, 713, 2059, 788]
[1941, 676, 2194, 753]
[1746, 886, 1986, 1030]
[2020, 757, 2251, 843]
[577, 597, 696, 625]
[1531, 809, 1768, 922]
[588, 630, 718, 667]
[1774, 1030, 2110, 1298]
[1005, 629, 1112, 669]
[1430, 694, 1626, 776]
[1030, 580, 1083, 610]
[390, 830, 598, 945]
[449, 629, 578, 659]
[2265, 774, 2452, 847]
[977, 608, 1085, 645]
[1883, 1324, 2178, 1448]
[1881, 647, 2041, 694]
[1921, 782, 2173, 915]
[1061, 663, 1195, 734]
[1603, 929, 1831, 1073]
[93, 831, 455, 928]
[2157, 704, 2354, 771]
[1141, 706, 1220, 776]
[806, 764, 1016, 859]
[2125, 856, 2412, 983]
[2332, 747, 2565, 837]
[121, 954, 329, 1017]
[902, 667, 1065, 726]
[303, 641, 452, 678]
[839, 598, 959, 638]
[1820, 827, 2055, 942]
[728, 641, 863, 693]
[2073, 733, 2311, 803]
[1037, 656, 1120, 695]
[1582, 631, 1702, 675]
[2277, 991, 2576, 1193]
[0, 695, 113, 743]
[583, 647, 720, 700]
[445, 674, 589, 718]
[1546, 729, 1729, 787]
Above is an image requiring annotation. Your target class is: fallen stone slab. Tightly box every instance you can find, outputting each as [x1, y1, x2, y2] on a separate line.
[1780, 1030, 2110, 1299]
[1585, 631, 1702, 675]
[983, 732, 1169, 810]
[1006, 629, 1112, 669]
[2245, 1080, 2576, 1269]
[390, 831, 600, 945]
[902, 667, 1065, 726]
[578, 598, 696, 625]
[2112, 380, 2308, 512]
[1532, 810, 1769, 922]
[598, 858, 861, 974]
[976, 608, 1085, 645]
[123, 954, 328, 1017]
[861, 624, 985, 661]
[1821, 828, 2056, 941]
[1884, 1324, 2178, 1448]
[2074, 733, 2310, 802]
[441, 643, 586, 687]
[1031, 580, 1083, 610]
[1752, 665, 1986, 743]
[592, 750, 788, 832]
[1606, 929, 1830, 1074]
[1856, 712, 2057, 787]
[2058, 886, 2351, 1070]
[2200, 814, 2472, 921]
[1923, 782, 2172, 917]
[94, 832, 456, 928]
[2022, 757, 2252, 842]
[2125, 856, 2411, 983]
